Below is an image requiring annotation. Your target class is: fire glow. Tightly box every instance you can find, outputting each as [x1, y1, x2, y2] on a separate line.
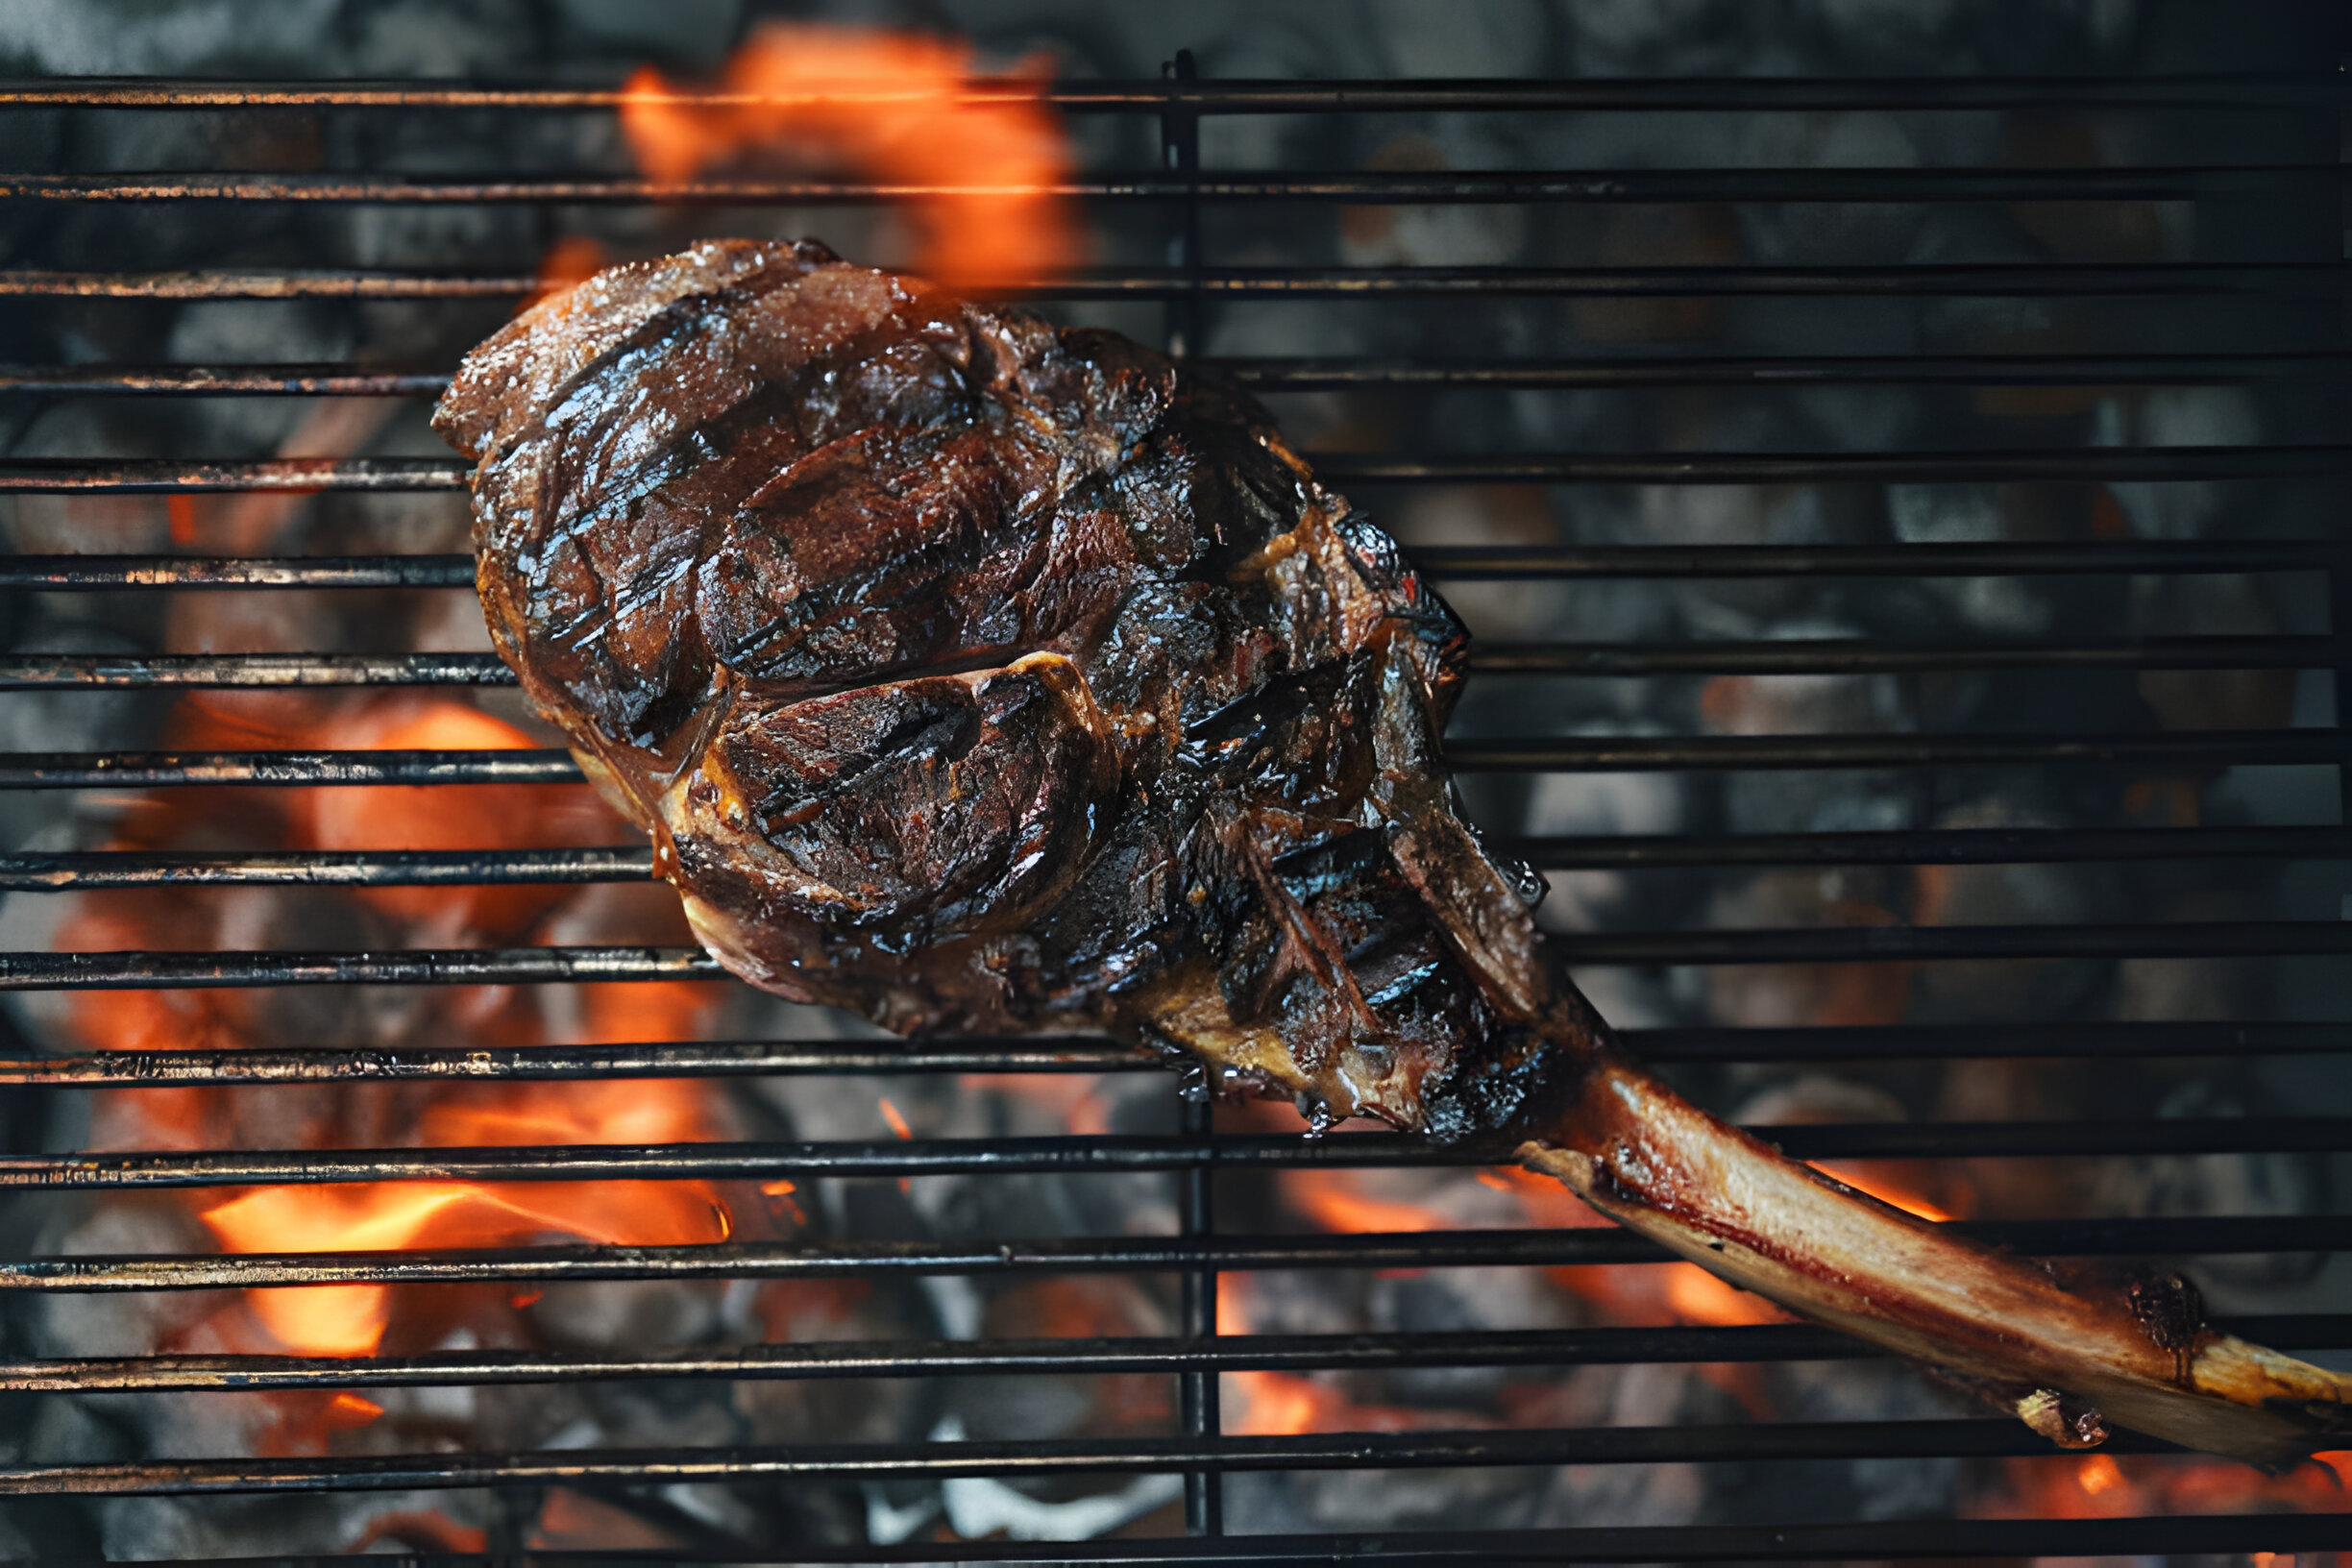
[619, 23, 1077, 290]
[61, 697, 735, 1372]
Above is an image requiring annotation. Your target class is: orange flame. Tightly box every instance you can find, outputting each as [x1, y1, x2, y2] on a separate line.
[619, 24, 1076, 290]
[205, 1168, 727, 1357]
[1974, 1446, 2352, 1524]
[1216, 1279, 1488, 1437]
[59, 694, 739, 1370]
[1822, 1162, 1957, 1223]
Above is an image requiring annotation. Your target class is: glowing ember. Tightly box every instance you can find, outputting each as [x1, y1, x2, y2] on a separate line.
[619, 23, 1076, 290]
[205, 1176, 727, 1357]
[1281, 1168, 1456, 1237]
[56, 694, 739, 1378]
[1822, 1163, 1957, 1224]
[1972, 1447, 2352, 1524]
[1215, 1279, 1486, 1437]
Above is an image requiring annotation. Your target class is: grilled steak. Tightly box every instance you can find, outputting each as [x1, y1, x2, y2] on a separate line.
[440, 238, 2352, 1466]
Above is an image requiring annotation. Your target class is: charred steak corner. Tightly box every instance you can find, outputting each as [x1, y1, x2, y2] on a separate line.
[439, 238, 2352, 1466]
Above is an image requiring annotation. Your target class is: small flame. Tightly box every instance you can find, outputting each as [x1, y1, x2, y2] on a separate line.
[353, 1510, 490, 1555]
[61, 694, 739, 1370]
[877, 1096, 914, 1140]
[527, 234, 611, 308]
[324, 1391, 383, 1428]
[1973, 1445, 2351, 1523]
[1216, 1279, 1483, 1437]
[2074, 1454, 2124, 1496]
[1283, 1168, 1454, 1237]
[1821, 1163, 1957, 1224]
[619, 24, 1076, 290]
[204, 1166, 728, 1357]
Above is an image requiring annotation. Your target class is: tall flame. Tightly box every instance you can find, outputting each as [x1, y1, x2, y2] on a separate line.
[620, 24, 1076, 290]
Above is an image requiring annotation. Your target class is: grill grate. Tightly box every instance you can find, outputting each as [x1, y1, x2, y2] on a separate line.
[0, 26, 2344, 1566]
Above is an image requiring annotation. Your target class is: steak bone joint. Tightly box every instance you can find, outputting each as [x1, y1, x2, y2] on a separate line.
[435, 238, 2349, 1467]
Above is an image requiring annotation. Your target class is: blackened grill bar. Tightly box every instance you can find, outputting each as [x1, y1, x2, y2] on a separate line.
[4, 920, 2349, 991]
[3, 539, 2333, 590]
[11, 1215, 2351, 1293]
[10, 351, 2349, 396]
[12, 1313, 2352, 1395]
[98, 1518, 2352, 1566]
[4, 444, 2341, 490]
[1, 728, 2334, 788]
[6, 824, 2338, 892]
[0, 72, 2329, 110]
[2, 261, 2338, 299]
[2, 1021, 2340, 1090]
[0, 1039, 1152, 1087]
[5, 1117, 2350, 1190]
[0, 165, 2325, 204]
[0, 1423, 2250, 1501]
[0, 1327, 2039, 1392]
[6, 635, 2331, 688]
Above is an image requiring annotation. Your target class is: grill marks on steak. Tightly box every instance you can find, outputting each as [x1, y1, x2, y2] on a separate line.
[441, 237, 1561, 1133]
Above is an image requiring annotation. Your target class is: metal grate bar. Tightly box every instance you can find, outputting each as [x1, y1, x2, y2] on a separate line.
[1447, 729, 2350, 771]
[0, 1021, 2340, 1089]
[1466, 635, 2337, 675]
[0, 845, 652, 889]
[0, 1329, 1897, 1395]
[1632, 1020, 2352, 1062]
[102, 1515, 2352, 1565]
[0, 1038, 1149, 1087]
[6, 446, 2340, 491]
[8, 824, 2334, 892]
[13, 352, 2347, 398]
[8, 72, 2340, 110]
[7, 729, 2334, 789]
[1413, 540, 2342, 576]
[0, 945, 724, 989]
[3, 541, 2328, 592]
[0, 73, 2330, 111]
[1505, 825, 2351, 868]
[0, 364, 448, 396]
[1317, 447, 2351, 484]
[0, 553, 477, 589]
[1, 262, 2336, 300]
[8, 1314, 2342, 1394]
[10, 637, 2332, 690]
[2, 166, 2320, 205]
[3, 1214, 2340, 1293]
[0, 652, 511, 689]
[1226, 352, 2352, 389]
[0, 747, 579, 787]
[0, 456, 462, 492]
[4, 921, 2347, 990]
[0, 1421, 2231, 1499]
[6, 1118, 2345, 1190]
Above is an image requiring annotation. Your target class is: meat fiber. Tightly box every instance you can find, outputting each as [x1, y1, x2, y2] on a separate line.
[439, 238, 2351, 1466]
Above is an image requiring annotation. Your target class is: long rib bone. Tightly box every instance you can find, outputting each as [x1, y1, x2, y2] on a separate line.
[1141, 966, 2352, 1470]
[1522, 1058, 2352, 1469]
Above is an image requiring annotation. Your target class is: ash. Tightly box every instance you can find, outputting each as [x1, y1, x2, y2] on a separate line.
[0, 0, 2340, 1561]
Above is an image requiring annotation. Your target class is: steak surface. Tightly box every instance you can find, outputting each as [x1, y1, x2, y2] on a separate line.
[438, 237, 1589, 1144]
[440, 238, 2352, 1466]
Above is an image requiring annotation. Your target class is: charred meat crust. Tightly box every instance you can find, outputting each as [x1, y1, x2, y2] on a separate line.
[440, 237, 1580, 1140]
